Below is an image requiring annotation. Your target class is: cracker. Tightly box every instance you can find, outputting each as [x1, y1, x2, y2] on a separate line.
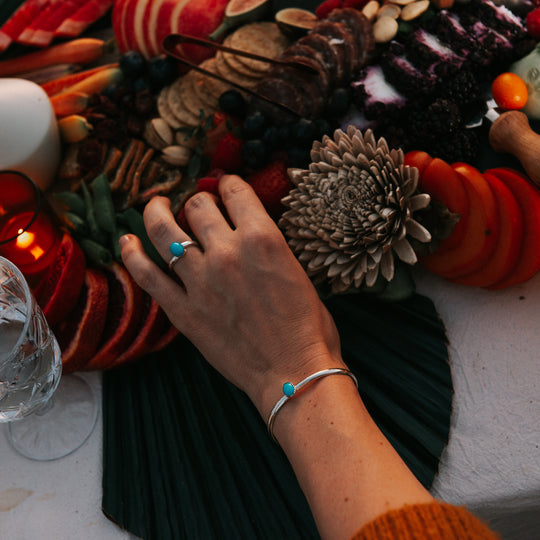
[193, 57, 235, 102]
[180, 71, 215, 118]
[229, 22, 290, 74]
[215, 50, 261, 89]
[167, 76, 201, 127]
[157, 86, 184, 129]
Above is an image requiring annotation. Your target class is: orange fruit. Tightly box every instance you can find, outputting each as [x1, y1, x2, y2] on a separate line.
[55, 268, 109, 374]
[107, 294, 167, 369]
[491, 72, 528, 110]
[150, 323, 180, 353]
[83, 262, 144, 371]
[33, 232, 86, 327]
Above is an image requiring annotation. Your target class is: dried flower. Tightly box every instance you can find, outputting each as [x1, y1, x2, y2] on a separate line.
[279, 126, 431, 293]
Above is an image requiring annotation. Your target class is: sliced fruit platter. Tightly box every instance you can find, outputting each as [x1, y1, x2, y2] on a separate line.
[2, 0, 540, 372]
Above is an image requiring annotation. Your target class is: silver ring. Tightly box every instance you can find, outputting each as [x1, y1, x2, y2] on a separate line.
[168, 240, 199, 271]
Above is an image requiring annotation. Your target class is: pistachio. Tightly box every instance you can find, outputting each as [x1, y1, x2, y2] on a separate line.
[373, 16, 399, 43]
[144, 117, 174, 150]
[161, 145, 192, 167]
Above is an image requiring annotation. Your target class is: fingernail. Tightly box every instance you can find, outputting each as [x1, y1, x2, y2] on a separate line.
[119, 234, 130, 247]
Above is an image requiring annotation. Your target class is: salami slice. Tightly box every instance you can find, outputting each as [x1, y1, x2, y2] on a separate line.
[297, 33, 340, 85]
[266, 64, 324, 117]
[254, 77, 310, 121]
[312, 21, 359, 81]
[325, 8, 375, 70]
[0, 0, 49, 52]
[278, 43, 331, 96]
[54, 0, 114, 38]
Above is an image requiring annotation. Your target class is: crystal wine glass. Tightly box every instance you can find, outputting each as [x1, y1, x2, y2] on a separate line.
[0, 255, 97, 460]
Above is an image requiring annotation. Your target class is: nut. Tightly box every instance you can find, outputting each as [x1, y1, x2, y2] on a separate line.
[144, 118, 174, 150]
[401, 0, 430, 20]
[373, 16, 399, 43]
[362, 0, 380, 21]
[161, 145, 192, 167]
[377, 3, 401, 19]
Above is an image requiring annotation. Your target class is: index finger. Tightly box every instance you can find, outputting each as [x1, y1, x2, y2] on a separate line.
[219, 174, 274, 228]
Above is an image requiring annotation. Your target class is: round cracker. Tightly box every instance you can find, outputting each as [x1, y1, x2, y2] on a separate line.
[193, 57, 235, 102]
[221, 34, 268, 78]
[214, 50, 261, 89]
[168, 76, 201, 127]
[229, 22, 290, 74]
[157, 85, 184, 129]
[180, 71, 215, 118]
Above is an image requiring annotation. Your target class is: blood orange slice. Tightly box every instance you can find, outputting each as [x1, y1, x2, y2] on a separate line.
[149, 322, 180, 353]
[107, 293, 167, 369]
[83, 262, 144, 371]
[33, 232, 86, 327]
[55, 268, 109, 374]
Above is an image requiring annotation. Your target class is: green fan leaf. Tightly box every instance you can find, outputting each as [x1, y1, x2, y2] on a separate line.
[102, 292, 452, 539]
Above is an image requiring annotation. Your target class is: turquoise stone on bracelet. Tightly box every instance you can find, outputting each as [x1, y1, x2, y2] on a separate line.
[283, 382, 295, 397]
[170, 242, 185, 257]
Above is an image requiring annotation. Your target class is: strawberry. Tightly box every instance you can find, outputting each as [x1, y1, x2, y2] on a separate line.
[196, 176, 220, 195]
[202, 111, 231, 157]
[246, 160, 292, 219]
[316, 0, 343, 19]
[209, 133, 244, 173]
[342, 0, 369, 8]
[526, 8, 540, 38]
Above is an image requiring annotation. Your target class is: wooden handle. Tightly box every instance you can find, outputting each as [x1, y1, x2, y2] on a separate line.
[488, 110, 540, 188]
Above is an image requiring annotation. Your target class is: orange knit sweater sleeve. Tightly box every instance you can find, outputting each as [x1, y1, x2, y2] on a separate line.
[350, 501, 500, 540]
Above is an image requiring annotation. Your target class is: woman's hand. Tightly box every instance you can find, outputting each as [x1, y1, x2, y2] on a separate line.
[120, 174, 344, 417]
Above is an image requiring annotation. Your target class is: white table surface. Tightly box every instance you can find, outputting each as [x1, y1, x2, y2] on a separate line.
[1, 270, 540, 540]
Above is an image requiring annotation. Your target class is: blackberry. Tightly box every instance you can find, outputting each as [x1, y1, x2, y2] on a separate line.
[429, 129, 480, 164]
[439, 71, 482, 108]
[410, 98, 463, 146]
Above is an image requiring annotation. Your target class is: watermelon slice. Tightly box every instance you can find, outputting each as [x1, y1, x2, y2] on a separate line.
[0, 0, 49, 52]
[54, 0, 114, 38]
[17, 0, 88, 47]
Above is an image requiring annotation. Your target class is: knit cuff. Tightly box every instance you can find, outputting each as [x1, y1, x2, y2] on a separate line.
[350, 501, 500, 540]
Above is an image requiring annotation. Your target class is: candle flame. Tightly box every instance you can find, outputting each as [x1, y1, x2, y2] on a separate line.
[15, 230, 44, 260]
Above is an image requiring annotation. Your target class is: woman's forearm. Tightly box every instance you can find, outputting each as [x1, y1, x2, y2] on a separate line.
[270, 371, 434, 540]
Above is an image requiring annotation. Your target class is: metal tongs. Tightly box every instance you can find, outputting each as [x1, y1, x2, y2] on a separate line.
[162, 33, 318, 118]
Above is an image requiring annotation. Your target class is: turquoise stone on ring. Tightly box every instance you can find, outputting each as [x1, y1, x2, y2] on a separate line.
[283, 382, 295, 397]
[170, 242, 185, 257]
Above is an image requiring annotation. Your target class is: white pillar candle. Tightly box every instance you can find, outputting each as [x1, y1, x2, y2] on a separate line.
[0, 78, 60, 191]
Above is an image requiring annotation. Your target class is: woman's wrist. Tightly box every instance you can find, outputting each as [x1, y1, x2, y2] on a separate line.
[250, 350, 348, 422]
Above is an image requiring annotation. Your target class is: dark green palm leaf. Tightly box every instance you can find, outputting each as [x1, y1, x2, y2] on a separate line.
[102, 292, 452, 539]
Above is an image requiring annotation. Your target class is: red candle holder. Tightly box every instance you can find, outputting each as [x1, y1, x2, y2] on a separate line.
[0, 170, 60, 287]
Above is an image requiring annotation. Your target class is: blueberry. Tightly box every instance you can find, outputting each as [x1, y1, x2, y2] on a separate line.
[277, 123, 293, 143]
[219, 90, 246, 117]
[242, 139, 269, 169]
[120, 51, 147, 79]
[133, 76, 150, 93]
[326, 87, 351, 119]
[290, 118, 317, 146]
[262, 125, 281, 150]
[287, 146, 311, 168]
[148, 55, 178, 89]
[242, 112, 268, 139]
